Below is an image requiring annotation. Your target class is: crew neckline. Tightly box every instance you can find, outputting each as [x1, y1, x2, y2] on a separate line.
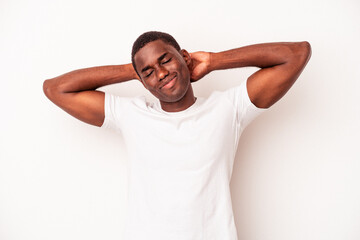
[154, 97, 204, 116]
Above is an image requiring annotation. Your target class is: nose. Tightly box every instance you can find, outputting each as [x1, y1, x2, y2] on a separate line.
[157, 65, 169, 81]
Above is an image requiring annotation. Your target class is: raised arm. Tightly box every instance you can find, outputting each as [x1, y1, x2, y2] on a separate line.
[189, 41, 312, 108]
[43, 64, 139, 127]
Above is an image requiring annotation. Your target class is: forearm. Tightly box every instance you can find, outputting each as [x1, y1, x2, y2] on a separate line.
[209, 41, 311, 71]
[43, 63, 138, 93]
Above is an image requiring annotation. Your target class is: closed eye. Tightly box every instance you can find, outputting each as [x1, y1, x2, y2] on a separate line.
[162, 58, 172, 64]
[144, 58, 171, 77]
[145, 71, 153, 77]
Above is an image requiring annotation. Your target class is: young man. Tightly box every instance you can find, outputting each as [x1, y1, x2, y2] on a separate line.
[43, 31, 311, 240]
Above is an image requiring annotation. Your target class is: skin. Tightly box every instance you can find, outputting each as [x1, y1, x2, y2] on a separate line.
[133, 40, 196, 112]
[43, 39, 311, 127]
[206, 42, 312, 108]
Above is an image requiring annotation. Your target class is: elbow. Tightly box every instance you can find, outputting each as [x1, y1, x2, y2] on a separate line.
[43, 79, 50, 97]
[43, 78, 61, 100]
[299, 41, 312, 62]
[288, 41, 311, 65]
[43, 79, 54, 99]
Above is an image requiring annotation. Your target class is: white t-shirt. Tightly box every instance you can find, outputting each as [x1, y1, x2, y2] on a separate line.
[101, 80, 266, 240]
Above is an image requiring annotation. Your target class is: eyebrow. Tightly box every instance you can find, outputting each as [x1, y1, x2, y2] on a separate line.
[141, 52, 168, 73]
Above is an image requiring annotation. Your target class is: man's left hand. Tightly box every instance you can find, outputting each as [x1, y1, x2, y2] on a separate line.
[188, 51, 212, 82]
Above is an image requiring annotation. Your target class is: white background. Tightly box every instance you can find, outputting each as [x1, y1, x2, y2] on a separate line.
[1, 0, 359, 239]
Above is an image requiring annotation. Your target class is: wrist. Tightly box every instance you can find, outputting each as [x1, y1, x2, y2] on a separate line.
[208, 51, 224, 72]
[208, 52, 216, 72]
[126, 63, 139, 80]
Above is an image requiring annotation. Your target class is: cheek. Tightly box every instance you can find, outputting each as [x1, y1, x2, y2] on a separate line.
[142, 78, 155, 90]
[179, 64, 190, 80]
[172, 61, 190, 78]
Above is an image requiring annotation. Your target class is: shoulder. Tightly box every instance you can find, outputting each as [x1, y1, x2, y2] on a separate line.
[101, 93, 153, 131]
[104, 93, 150, 110]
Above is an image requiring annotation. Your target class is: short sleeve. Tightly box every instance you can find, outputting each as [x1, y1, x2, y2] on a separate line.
[101, 92, 133, 133]
[224, 79, 267, 131]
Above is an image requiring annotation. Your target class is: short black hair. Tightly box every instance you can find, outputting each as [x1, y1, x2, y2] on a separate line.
[131, 31, 181, 77]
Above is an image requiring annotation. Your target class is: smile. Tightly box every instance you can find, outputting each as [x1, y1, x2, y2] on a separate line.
[160, 75, 177, 89]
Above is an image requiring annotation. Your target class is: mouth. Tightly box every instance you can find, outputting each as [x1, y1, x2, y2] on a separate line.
[160, 74, 177, 89]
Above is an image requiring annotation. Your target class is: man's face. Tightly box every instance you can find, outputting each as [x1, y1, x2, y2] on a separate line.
[133, 39, 192, 103]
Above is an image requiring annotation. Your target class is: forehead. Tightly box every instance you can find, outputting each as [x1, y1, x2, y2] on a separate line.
[134, 40, 179, 69]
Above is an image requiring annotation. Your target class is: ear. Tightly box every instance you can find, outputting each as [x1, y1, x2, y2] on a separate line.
[180, 49, 192, 67]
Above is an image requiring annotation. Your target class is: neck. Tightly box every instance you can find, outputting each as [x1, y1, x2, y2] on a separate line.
[160, 85, 196, 112]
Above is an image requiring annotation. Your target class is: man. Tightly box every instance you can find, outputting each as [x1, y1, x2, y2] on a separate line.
[43, 31, 311, 240]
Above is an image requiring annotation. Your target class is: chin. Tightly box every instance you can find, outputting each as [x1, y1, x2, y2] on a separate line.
[162, 84, 191, 103]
